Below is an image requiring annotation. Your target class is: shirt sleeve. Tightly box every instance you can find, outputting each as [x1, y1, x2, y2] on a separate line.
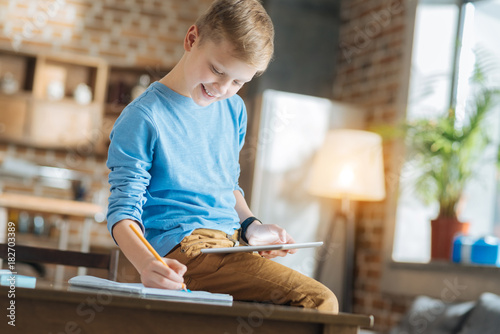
[234, 97, 248, 197]
[106, 106, 158, 236]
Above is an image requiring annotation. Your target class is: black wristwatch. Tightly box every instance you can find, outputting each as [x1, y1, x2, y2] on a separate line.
[241, 216, 261, 244]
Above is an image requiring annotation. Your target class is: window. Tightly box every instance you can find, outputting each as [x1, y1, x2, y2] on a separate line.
[393, 0, 500, 262]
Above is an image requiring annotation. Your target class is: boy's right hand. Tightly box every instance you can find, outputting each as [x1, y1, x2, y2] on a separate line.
[139, 257, 187, 290]
[112, 219, 187, 290]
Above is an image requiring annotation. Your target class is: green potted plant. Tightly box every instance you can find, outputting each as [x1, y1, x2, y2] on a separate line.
[390, 61, 500, 260]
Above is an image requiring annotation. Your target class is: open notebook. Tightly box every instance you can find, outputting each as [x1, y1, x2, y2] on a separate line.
[68, 275, 233, 306]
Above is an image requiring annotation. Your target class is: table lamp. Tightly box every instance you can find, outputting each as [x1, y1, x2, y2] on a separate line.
[308, 129, 386, 312]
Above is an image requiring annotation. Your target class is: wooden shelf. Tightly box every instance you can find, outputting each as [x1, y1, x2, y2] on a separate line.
[0, 51, 108, 149]
[0, 193, 103, 218]
[0, 50, 175, 154]
[33, 53, 108, 103]
[0, 51, 36, 93]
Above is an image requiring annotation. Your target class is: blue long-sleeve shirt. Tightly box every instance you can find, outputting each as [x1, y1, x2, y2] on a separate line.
[106, 82, 246, 256]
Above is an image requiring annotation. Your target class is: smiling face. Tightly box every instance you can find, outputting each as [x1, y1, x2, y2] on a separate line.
[180, 26, 257, 107]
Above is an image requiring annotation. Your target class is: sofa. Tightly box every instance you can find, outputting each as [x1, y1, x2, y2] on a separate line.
[390, 292, 500, 334]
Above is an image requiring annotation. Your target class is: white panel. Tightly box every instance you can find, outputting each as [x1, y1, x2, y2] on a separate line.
[251, 90, 365, 280]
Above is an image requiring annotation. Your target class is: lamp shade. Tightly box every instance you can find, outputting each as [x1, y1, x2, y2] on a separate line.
[308, 129, 386, 201]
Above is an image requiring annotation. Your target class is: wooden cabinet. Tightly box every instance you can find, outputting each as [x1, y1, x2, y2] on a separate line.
[0, 50, 174, 154]
[29, 99, 101, 147]
[0, 94, 30, 141]
[0, 51, 108, 149]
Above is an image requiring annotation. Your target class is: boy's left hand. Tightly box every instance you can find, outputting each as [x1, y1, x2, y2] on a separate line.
[246, 223, 297, 259]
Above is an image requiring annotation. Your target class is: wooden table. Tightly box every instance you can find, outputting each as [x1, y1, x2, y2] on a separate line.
[0, 192, 104, 279]
[0, 285, 374, 334]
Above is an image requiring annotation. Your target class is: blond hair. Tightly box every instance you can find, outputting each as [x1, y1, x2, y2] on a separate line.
[195, 0, 274, 75]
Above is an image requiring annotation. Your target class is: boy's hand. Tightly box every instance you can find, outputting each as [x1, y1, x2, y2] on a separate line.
[139, 257, 187, 290]
[246, 223, 297, 259]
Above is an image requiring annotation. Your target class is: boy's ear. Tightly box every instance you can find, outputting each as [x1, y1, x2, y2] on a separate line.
[184, 25, 199, 51]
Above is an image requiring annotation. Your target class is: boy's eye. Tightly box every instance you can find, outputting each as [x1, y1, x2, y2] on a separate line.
[211, 66, 223, 75]
[233, 80, 243, 87]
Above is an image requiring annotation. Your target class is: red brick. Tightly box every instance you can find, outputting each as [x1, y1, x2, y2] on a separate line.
[366, 269, 380, 279]
[372, 297, 388, 309]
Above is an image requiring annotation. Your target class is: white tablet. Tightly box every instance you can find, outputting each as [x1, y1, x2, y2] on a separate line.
[200, 241, 324, 254]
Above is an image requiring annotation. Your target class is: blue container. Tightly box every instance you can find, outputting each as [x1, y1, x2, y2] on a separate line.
[452, 235, 474, 263]
[470, 237, 500, 266]
[452, 236, 463, 263]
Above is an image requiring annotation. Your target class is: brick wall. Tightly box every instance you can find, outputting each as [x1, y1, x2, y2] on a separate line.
[0, 0, 212, 67]
[333, 0, 414, 332]
[0, 0, 212, 250]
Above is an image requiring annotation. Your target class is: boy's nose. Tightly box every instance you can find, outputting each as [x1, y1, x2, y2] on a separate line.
[214, 79, 232, 96]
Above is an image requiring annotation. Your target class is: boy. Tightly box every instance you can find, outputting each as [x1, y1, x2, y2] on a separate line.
[106, 0, 338, 312]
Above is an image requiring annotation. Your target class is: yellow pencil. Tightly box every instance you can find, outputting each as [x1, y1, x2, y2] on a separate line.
[129, 223, 188, 292]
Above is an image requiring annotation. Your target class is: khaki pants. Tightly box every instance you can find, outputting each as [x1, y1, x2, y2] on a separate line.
[166, 229, 338, 313]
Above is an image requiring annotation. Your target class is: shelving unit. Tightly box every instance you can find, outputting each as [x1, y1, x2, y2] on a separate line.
[0, 51, 108, 149]
[0, 49, 175, 154]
